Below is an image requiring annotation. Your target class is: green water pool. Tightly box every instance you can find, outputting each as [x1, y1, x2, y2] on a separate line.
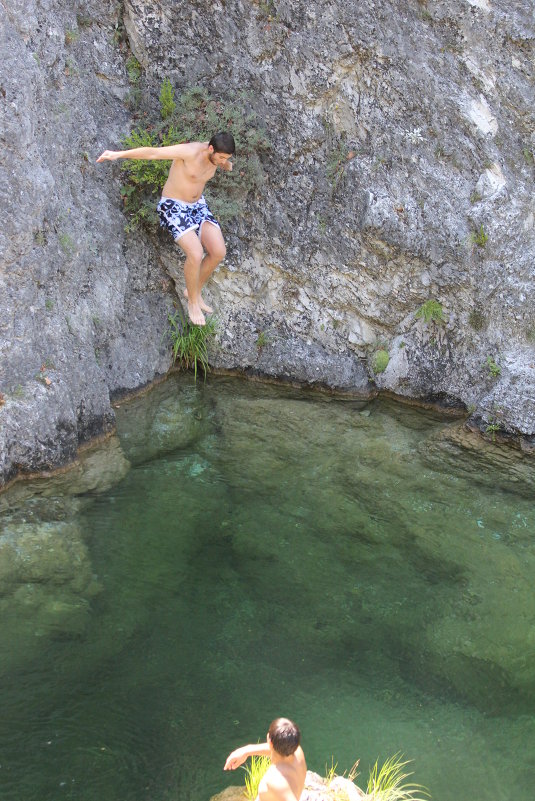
[1, 374, 534, 801]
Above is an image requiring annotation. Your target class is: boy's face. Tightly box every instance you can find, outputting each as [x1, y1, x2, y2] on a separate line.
[208, 146, 233, 167]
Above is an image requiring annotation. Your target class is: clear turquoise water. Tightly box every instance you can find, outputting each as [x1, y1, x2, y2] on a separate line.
[1, 375, 535, 801]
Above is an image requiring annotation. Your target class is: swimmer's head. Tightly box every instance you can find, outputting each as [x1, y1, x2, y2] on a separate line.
[267, 718, 301, 757]
[209, 131, 236, 155]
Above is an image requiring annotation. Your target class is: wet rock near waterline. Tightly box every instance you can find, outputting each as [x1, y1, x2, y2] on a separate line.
[0, 435, 131, 511]
[419, 421, 535, 495]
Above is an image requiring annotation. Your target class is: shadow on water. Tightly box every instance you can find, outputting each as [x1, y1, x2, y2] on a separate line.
[1, 374, 535, 801]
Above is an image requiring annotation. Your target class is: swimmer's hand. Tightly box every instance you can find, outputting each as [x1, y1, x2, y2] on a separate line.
[96, 150, 121, 163]
[220, 160, 233, 172]
[224, 747, 249, 770]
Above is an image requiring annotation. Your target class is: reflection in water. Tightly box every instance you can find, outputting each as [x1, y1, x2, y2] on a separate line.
[1, 375, 534, 801]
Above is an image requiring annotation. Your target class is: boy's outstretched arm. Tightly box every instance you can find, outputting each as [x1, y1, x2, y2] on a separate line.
[96, 143, 190, 163]
[224, 742, 271, 770]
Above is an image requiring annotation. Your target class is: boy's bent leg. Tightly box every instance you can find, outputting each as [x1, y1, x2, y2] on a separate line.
[177, 230, 205, 326]
[183, 223, 226, 313]
[199, 221, 226, 290]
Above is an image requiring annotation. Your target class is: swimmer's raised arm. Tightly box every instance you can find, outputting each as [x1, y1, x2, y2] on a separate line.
[224, 742, 271, 770]
[96, 142, 191, 163]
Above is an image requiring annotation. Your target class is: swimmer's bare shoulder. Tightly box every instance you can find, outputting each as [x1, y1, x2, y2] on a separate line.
[258, 748, 306, 801]
[258, 766, 293, 801]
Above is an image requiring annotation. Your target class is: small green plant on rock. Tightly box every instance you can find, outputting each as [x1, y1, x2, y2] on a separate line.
[470, 225, 488, 247]
[415, 299, 444, 324]
[126, 55, 142, 84]
[485, 421, 501, 442]
[59, 232, 76, 255]
[65, 28, 79, 45]
[484, 355, 501, 377]
[159, 77, 176, 120]
[256, 331, 271, 350]
[373, 349, 390, 374]
[468, 309, 486, 331]
[168, 309, 217, 381]
[242, 755, 270, 800]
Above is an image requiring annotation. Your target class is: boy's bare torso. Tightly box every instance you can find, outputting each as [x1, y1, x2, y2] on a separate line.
[162, 142, 217, 203]
[258, 747, 307, 801]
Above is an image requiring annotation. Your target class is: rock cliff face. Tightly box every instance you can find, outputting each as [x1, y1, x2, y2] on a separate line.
[1, 0, 534, 484]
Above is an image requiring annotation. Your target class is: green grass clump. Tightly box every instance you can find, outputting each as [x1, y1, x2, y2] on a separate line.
[168, 310, 217, 381]
[373, 349, 390, 374]
[366, 754, 429, 801]
[414, 300, 444, 324]
[470, 224, 488, 247]
[159, 77, 176, 120]
[242, 755, 270, 800]
[484, 355, 501, 378]
[468, 309, 486, 331]
[126, 55, 141, 84]
[120, 83, 271, 231]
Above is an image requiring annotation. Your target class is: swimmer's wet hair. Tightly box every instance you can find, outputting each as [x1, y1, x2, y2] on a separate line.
[268, 718, 301, 756]
[209, 131, 236, 155]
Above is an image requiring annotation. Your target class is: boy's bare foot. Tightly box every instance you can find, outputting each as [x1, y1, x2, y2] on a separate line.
[184, 288, 213, 314]
[187, 301, 206, 326]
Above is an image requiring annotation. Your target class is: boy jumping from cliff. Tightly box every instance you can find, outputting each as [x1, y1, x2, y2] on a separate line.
[224, 717, 307, 801]
[97, 132, 235, 326]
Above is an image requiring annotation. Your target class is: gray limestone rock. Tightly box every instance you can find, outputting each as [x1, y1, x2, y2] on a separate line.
[1, 0, 534, 483]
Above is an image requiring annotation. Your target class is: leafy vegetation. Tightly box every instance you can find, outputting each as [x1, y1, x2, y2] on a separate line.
[120, 82, 271, 231]
[414, 299, 444, 324]
[373, 349, 390, 374]
[242, 755, 270, 800]
[126, 55, 142, 84]
[168, 309, 217, 381]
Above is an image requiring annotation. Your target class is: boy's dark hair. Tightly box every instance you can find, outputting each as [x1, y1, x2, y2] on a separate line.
[268, 718, 301, 757]
[209, 131, 236, 155]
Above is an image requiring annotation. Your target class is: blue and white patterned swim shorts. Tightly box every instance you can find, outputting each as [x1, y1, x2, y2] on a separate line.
[157, 195, 220, 241]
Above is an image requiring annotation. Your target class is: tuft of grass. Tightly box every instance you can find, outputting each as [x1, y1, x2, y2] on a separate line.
[159, 77, 176, 120]
[58, 232, 76, 255]
[415, 300, 444, 324]
[325, 757, 338, 786]
[470, 225, 488, 247]
[366, 754, 429, 801]
[485, 421, 501, 442]
[256, 331, 271, 350]
[373, 349, 390, 374]
[65, 28, 79, 45]
[468, 309, 486, 331]
[484, 355, 501, 378]
[126, 55, 142, 84]
[168, 309, 217, 381]
[242, 755, 270, 801]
